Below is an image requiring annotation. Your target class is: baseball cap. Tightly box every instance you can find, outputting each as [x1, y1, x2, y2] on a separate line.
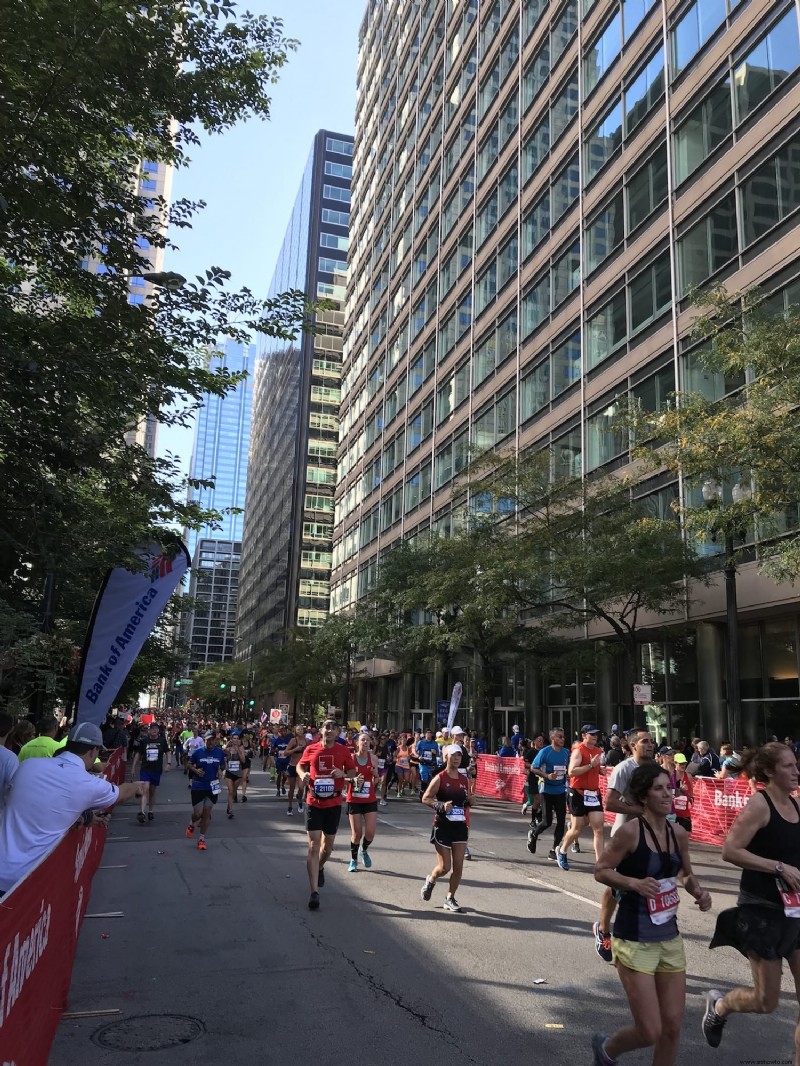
[305, 732, 313, 740]
[231, 729, 241, 736]
[68, 722, 103, 747]
[580, 723, 600, 734]
[451, 726, 465, 736]
[203, 731, 215, 740]
[658, 746, 675, 756]
[148, 721, 160, 729]
[360, 725, 369, 733]
[673, 753, 687, 764]
[442, 744, 461, 759]
[512, 724, 520, 732]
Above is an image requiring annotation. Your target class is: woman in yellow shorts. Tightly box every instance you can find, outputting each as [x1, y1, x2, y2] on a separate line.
[593, 761, 712, 1066]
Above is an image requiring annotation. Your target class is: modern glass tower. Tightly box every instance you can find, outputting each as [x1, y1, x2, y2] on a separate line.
[331, 0, 800, 741]
[184, 339, 254, 670]
[236, 130, 353, 663]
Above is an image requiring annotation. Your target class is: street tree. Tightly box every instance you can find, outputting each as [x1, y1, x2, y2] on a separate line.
[190, 662, 249, 711]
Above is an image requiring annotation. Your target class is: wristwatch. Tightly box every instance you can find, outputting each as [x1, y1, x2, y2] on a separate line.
[775, 862, 785, 877]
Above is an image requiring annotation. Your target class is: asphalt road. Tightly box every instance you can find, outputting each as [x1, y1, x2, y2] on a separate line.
[52, 765, 798, 1066]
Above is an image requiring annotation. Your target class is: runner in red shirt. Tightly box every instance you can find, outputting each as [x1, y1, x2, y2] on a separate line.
[346, 731, 379, 873]
[557, 723, 606, 870]
[297, 719, 358, 910]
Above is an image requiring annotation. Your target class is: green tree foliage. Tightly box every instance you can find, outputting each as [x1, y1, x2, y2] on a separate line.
[0, 0, 306, 710]
[190, 661, 249, 709]
[629, 287, 800, 583]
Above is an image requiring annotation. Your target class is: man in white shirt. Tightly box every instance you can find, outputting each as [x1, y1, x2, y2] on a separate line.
[0, 721, 144, 895]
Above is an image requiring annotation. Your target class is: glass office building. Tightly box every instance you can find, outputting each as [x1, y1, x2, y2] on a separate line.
[236, 130, 353, 663]
[331, 0, 800, 742]
[184, 339, 254, 670]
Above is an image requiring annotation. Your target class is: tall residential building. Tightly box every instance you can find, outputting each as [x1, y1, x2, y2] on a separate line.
[332, 0, 800, 742]
[183, 340, 255, 670]
[236, 131, 353, 665]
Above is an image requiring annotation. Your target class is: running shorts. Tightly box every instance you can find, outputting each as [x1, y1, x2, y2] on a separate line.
[711, 904, 800, 961]
[568, 788, 604, 817]
[346, 801, 378, 815]
[191, 789, 218, 808]
[305, 803, 343, 836]
[139, 770, 162, 786]
[430, 820, 469, 849]
[287, 764, 298, 778]
[612, 935, 686, 975]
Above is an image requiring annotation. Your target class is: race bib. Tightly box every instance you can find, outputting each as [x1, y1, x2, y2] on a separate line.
[210, 780, 221, 795]
[447, 805, 466, 822]
[553, 765, 566, 778]
[377, 759, 386, 769]
[354, 779, 372, 797]
[423, 751, 433, 763]
[228, 760, 240, 772]
[314, 777, 335, 798]
[777, 881, 800, 918]
[583, 790, 600, 807]
[146, 746, 159, 762]
[673, 795, 688, 812]
[648, 878, 679, 925]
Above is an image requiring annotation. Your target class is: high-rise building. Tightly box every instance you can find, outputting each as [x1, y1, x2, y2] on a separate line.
[183, 340, 254, 670]
[236, 131, 353, 665]
[332, 0, 800, 741]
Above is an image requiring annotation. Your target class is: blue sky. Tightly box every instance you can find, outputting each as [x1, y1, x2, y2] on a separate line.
[158, 0, 364, 473]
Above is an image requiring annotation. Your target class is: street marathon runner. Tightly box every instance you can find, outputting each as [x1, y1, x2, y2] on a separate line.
[592, 761, 711, 1066]
[420, 744, 470, 913]
[346, 731, 379, 872]
[557, 723, 605, 870]
[224, 731, 245, 817]
[703, 742, 800, 1061]
[240, 728, 255, 801]
[285, 725, 308, 815]
[396, 733, 413, 795]
[272, 725, 290, 797]
[450, 725, 474, 860]
[297, 718, 358, 910]
[131, 720, 170, 824]
[377, 729, 397, 806]
[415, 727, 440, 797]
[528, 727, 569, 861]
[186, 731, 226, 850]
[594, 729, 656, 962]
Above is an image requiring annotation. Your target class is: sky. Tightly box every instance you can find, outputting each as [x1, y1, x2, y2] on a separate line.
[157, 0, 365, 474]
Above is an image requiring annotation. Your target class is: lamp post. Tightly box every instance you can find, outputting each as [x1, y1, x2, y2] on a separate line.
[701, 478, 751, 750]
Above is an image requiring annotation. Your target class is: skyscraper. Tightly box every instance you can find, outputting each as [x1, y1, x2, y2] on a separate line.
[236, 130, 353, 664]
[184, 339, 254, 670]
[331, 0, 800, 740]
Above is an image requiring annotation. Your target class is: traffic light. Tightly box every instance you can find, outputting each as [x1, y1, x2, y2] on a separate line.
[219, 683, 227, 690]
[175, 680, 181, 687]
[248, 699, 255, 707]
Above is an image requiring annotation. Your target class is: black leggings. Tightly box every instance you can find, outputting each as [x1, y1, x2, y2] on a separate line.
[534, 793, 567, 849]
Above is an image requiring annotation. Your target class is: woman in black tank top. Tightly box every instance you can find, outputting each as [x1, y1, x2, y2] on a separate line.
[704, 742, 800, 1057]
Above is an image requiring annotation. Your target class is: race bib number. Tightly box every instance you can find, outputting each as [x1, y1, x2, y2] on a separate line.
[210, 780, 221, 795]
[553, 765, 566, 778]
[146, 746, 159, 762]
[447, 805, 466, 822]
[777, 882, 800, 918]
[423, 750, 433, 763]
[583, 790, 600, 807]
[228, 760, 240, 772]
[648, 878, 679, 925]
[377, 759, 386, 770]
[354, 779, 372, 797]
[673, 795, 688, 812]
[314, 777, 335, 798]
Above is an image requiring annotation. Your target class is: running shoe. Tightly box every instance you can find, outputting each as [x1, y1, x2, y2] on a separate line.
[556, 850, 570, 871]
[420, 876, 435, 901]
[359, 848, 372, 869]
[593, 922, 613, 963]
[227, 811, 234, 819]
[379, 799, 388, 807]
[521, 801, 531, 816]
[241, 796, 248, 803]
[286, 807, 293, 815]
[185, 823, 195, 838]
[137, 812, 146, 824]
[571, 841, 581, 853]
[702, 991, 727, 1048]
[348, 859, 358, 872]
[197, 839, 207, 851]
[147, 812, 154, 822]
[591, 1032, 614, 1066]
[297, 801, 303, 812]
[317, 867, 325, 887]
[526, 827, 538, 854]
[308, 891, 320, 910]
[443, 895, 463, 913]
[547, 848, 557, 861]
[465, 847, 472, 860]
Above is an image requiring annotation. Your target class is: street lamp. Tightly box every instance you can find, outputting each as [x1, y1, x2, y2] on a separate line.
[701, 477, 752, 749]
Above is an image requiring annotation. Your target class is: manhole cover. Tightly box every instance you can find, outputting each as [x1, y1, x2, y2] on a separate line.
[92, 1014, 205, 1051]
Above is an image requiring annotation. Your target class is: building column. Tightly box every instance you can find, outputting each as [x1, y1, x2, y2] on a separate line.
[595, 646, 616, 733]
[696, 623, 727, 744]
[375, 676, 388, 729]
[525, 662, 543, 737]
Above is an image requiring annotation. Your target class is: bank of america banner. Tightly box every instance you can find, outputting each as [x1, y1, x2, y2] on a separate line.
[75, 542, 190, 726]
[446, 681, 463, 733]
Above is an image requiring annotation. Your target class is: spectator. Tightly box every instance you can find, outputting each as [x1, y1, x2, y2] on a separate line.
[18, 716, 64, 761]
[0, 722, 144, 896]
[101, 712, 129, 751]
[689, 740, 721, 777]
[602, 735, 626, 767]
[5, 719, 34, 755]
[716, 745, 745, 779]
[0, 713, 19, 808]
[497, 735, 515, 758]
[510, 724, 527, 753]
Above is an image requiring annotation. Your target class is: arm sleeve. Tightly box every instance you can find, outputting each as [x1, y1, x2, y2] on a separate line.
[532, 751, 545, 770]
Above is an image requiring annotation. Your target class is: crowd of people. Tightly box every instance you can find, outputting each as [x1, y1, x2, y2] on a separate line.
[2, 708, 800, 1065]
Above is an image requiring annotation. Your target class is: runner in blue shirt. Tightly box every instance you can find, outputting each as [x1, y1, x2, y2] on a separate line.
[415, 729, 441, 792]
[186, 733, 225, 850]
[272, 727, 290, 797]
[528, 727, 570, 860]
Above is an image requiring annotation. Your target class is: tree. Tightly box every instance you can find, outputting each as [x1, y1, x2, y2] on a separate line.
[190, 662, 249, 710]
[0, 1, 308, 711]
[629, 287, 800, 583]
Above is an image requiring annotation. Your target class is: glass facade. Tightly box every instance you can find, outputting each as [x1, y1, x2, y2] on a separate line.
[236, 130, 352, 661]
[330, 0, 800, 741]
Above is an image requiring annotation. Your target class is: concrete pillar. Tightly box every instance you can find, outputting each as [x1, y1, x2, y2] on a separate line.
[525, 662, 543, 736]
[595, 646, 616, 733]
[376, 676, 388, 729]
[696, 623, 727, 742]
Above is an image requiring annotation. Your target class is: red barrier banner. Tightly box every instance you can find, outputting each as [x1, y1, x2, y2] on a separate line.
[475, 755, 526, 803]
[0, 752, 124, 1065]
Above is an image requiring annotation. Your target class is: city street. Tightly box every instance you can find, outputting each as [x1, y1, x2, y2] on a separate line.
[53, 765, 798, 1066]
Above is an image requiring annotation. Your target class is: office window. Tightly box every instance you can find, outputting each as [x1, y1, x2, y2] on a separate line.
[673, 77, 732, 184]
[498, 234, 518, 289]
[623, 0, 655, 41]
[478, 125, 500, 182]
[499, 162, 518, 214]
[551, 72, 579, 141]
[476, 262, 498, 316]
[140, 178, 157, 191]
[624, 47, 664, 135]
[524, 42, 550, 110]
[733, 8, 800, 125]
[522, 275, 550, 336]
[521, 360, 550, 419]
[741, 137, 800, 246]
[326, 137, 353, 156]
[325, 161, 353, 179]
[322, 208, 350, 226]
[585, 190, 624, 273]
[477, 188, 499, 246]
[523, 118, 550, 183]
[479, 61, 501, 120]
[524, 0, 548, 40]
[496, 388, 516, 440]
[553, 426, 582, 478]
[671, 0, 726, 76]
[552, 154, 580, 220]
[587, 399, 628, 470]
[323, 184, 351, 203]
[472, 406, 495, 450]
[474, 330, 496, 386]
[552, 241, 580, 306]
[552, 0, 579, 64]
[629, 251, 671, 332]
[584, 11, 621, 95]
[632, 363, 675, 412]
[551, 331, 581, 397]
[523, 192, 551, 258]
[677, 193, 737, 294]
[584, 98, 622, 182]
[627, 144, 668, 229]
[436, 440, 454, 488]
[586, 289, 627, 368]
